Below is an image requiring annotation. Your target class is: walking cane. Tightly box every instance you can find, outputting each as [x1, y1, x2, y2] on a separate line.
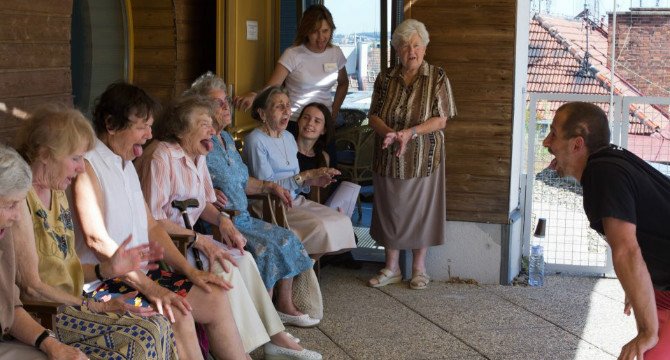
[171, 199, 204, 270]
[171, 198, 210, 357]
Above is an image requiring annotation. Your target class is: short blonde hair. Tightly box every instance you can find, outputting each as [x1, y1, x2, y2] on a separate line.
[391, 19, 430, 50]
[15, 105, 96, 164]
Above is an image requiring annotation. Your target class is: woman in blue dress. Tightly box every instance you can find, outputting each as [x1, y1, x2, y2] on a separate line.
[185, 73, 319, 328]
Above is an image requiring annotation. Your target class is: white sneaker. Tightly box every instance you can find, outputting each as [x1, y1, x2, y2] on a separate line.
[264, 342, 322, 360]
[276, 311, 320, 328]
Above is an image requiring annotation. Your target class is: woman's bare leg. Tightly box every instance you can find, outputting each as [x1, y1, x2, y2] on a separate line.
[187, 285, 246, 359]
[275, 278, 302, 316]
[412, 247, 429, 274]
[170, 308, 204, 360]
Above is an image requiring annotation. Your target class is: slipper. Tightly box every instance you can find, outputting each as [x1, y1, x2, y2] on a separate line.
[368, 268, 401, 288]
[410, 272, 430, 290]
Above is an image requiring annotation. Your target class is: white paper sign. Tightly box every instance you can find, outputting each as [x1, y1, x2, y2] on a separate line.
[246, 20, 258, 41]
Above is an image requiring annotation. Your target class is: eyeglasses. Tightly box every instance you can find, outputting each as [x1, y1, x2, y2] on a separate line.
[215, 97, 232, 109]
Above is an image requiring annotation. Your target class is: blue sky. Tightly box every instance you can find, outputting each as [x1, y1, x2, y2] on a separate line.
[323, 0, 387, 35]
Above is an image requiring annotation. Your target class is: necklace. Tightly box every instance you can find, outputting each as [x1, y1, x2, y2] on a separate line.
[262, 127, 290, 166]
[218, 134, 232, 166]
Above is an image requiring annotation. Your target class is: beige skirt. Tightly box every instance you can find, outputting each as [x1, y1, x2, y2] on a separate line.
[370, 158, 446, 250]
[287, 195, 357, 254]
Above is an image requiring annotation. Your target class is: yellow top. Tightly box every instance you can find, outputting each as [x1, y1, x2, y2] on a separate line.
[27, 187, 84, 297]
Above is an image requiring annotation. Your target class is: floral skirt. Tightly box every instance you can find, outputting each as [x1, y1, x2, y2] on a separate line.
[235, 215, 313, 289]
[88, 269, 193, 308]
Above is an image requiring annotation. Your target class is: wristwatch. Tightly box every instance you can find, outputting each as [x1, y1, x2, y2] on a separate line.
[410, 127, 418, 140]
[34, 329, 57, 349]
[293, 174, 304, 186]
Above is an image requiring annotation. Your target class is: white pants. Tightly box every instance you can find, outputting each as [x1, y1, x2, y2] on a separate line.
[186, 242, 284, 352]
[0, 341, 47, 360]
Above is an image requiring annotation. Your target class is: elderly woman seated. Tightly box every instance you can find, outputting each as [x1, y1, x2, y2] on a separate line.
[11, 105, 178, 359]
[0, 144, 87, 360]
[134, 94, 322, 359]
[243, 86, 356, 258]
[184, 72, 319, 326]
[71, 82, 246, 360]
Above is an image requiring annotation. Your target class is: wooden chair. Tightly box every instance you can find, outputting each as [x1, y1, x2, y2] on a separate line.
[247, 193, 288, 228]
[307, 186, 322, 204]
[24, 300, 60, 329]
[247, 192, 323, 277]
[334, 124, 375, 221]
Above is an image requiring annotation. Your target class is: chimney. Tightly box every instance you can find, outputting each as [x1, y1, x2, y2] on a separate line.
[607, 8, 670, 98]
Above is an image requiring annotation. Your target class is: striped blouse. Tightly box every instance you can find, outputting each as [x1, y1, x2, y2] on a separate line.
[369, 61, 456, 179]
[135, 141, 216, 228]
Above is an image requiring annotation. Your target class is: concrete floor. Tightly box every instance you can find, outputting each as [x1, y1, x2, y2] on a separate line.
[253, 262, 637, 360]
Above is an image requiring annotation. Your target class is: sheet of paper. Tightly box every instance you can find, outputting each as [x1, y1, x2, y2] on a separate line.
[324, 181, 361, 218]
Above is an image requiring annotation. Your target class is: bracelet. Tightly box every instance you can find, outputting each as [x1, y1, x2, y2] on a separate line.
[219, 211, 231, 219]
[34, 329, 55, 349]
[94, 263, 105, 282]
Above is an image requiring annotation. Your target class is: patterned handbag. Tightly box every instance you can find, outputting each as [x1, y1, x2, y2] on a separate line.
[55, 305, 178, 360]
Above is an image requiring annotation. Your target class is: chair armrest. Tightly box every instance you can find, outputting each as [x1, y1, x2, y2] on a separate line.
[170, 234, 195, 257]
[23, 301, 61, 330]
[308, 186, 322, 204]
[221, 209, 240, 218]
[248, 193, 290, 229]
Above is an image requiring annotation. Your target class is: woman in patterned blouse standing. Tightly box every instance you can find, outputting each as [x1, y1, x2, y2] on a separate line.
[367, 19, 457, 290]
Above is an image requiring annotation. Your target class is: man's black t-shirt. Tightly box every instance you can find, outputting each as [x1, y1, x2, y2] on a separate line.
[581, 145, 670, 290]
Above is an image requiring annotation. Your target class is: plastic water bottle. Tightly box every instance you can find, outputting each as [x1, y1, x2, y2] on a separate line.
[528, 245, 545, 286]
[528, 218, 546, 287]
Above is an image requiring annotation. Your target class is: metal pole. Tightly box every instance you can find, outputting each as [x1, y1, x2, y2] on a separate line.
[610, 0, 617, 122]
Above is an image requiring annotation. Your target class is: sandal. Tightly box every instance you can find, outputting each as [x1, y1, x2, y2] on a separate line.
[368, 268, 402, 288]
[410, 272, 430, 290]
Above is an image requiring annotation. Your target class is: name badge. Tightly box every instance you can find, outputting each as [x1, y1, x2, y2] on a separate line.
[323, 63, 337, 72]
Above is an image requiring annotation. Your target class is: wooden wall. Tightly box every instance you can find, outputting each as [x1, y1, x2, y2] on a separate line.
[130, 0, 212, 104]
[174, 0, 215, 96]
[406, 0, 516, 224]
[130, 0, 177, 103]
[0, 0, 73, 144]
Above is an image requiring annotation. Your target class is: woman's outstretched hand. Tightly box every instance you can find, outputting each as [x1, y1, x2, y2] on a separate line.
[107, 236, 164, 279]
[304, 167, 340, 188]
[233, 92, 256, 111]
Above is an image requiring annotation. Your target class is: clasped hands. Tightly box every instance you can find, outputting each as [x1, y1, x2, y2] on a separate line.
[383, 129, 412, 157]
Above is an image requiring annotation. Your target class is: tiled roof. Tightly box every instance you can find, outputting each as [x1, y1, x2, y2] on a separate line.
[528, 14, 670, 162]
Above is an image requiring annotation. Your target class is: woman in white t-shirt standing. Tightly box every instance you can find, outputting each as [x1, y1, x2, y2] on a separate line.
[235, 4, 349, 134]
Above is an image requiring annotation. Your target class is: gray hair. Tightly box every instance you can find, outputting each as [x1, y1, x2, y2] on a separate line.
[251, 86, 290, 122]
[391, 19, 430, 50]
[185, 71, 227, 97]
[0, 143, 32, 196]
